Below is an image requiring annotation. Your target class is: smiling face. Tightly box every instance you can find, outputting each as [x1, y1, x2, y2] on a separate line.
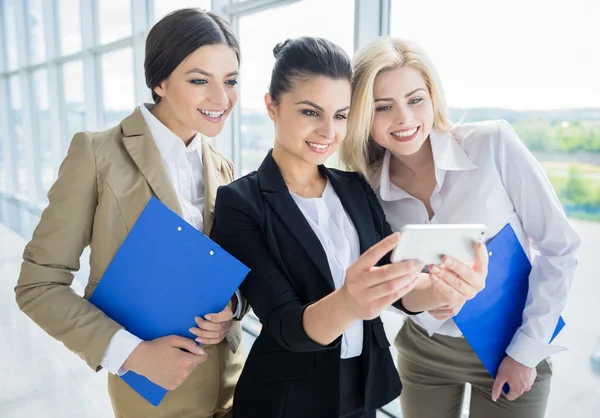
[153, 44, 239, 140]
[266, 75, 351, 166]
[370, 66, 434, 156]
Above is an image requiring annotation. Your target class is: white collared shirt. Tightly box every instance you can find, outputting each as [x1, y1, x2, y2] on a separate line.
[100, 104, 239, 375]
[374, 120, 580, 368]
[290, 181, 364, 358]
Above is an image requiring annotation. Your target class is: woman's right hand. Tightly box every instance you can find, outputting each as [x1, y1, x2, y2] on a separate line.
[341, 233, 423, 320]
[123, 335, 208, 391]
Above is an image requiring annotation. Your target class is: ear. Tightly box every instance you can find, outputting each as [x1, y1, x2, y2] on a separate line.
[154, 80, 168, 100]
[264, 93, 277, 121]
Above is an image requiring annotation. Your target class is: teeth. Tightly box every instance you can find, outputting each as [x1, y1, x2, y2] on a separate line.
[200, 109, 225, 118]
[392, 127, 418, 138]
[307, 142, 329, 150]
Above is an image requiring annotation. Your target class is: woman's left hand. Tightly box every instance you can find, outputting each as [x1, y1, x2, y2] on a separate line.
[189, 305, 234, 345]
[428, 242, 489, 311]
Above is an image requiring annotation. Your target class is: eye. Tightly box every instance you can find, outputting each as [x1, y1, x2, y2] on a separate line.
[408, 97, 424, 105]
[225, 79, 238, 86]
[190, 79, 208, 85]
[375, 105, 391, 112]
[335, 114, 347, 120]
[302, 110, 318, 117]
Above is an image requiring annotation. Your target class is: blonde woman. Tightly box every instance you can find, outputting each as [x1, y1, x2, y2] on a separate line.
[341, 37, 580, 418]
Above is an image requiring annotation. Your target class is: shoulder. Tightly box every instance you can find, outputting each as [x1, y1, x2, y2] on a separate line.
[450, 120, 522, 153]
[204, 138, 235, 179]
[216, 171, 262, 214]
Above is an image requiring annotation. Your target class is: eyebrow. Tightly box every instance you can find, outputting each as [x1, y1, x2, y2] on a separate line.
[295, 100, 350, 113]
[185, 68, 239, 77]
[374, 88, 427, 102]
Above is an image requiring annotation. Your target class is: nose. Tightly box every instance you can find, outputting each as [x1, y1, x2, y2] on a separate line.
[395, 105, 412, 125]
[316, 118, 336, 140]
[207, 83, 229, 108]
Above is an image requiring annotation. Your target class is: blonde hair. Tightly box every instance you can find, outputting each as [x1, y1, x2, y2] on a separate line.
[341, 37, 453, 177]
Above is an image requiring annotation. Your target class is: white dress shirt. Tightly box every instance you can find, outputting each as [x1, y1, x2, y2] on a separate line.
[290, 180, 363, 359]
[373, 120, 580, 368]
[100, 104, 240, 375]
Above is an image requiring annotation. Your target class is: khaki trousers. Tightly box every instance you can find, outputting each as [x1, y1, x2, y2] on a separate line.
[396, 319, 552, 418]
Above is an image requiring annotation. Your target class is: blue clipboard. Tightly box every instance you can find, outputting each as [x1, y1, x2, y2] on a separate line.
[89, 197, 250, 406]
[453, 223, 564, 392]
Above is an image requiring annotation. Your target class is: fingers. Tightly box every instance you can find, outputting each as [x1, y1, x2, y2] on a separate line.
[205, 305, 234, 323]
[368, 270, 420, 300]
[473, 242, 489, 274]
[376, 279, 419, 309]
[428, 303, 464, 320]
[354, 232, 400, 272]
[189, 326, 231, 342]
[167, 335, 205, 355]
[363, 260, 423, 288]
[491, 376, 507, 402]
[194, 317, 222, 332]
[430, 266, 474, 298]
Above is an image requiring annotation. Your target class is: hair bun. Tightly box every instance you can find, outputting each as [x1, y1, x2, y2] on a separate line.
[273, 39, 292, 58]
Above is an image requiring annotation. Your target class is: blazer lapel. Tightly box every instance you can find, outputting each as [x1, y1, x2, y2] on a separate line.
[121, 108, 183, 217]
[258, 152, 335, 290]
[322, 168, 377, 254]
[201, 136, 225, 234]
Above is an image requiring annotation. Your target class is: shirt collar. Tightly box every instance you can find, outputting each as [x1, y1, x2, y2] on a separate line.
[378, 129, 478, 202]
[140, 103, 202, 161]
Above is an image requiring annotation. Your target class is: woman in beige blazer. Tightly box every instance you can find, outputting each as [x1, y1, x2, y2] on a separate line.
[14, 8, 247, 418]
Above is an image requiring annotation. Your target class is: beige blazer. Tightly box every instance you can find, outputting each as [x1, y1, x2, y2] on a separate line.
[15, 108, 246, 418]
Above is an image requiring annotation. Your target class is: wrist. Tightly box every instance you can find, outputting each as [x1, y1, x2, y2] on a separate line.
[123, 341, 148, 374]
[333, 287, 362, 322]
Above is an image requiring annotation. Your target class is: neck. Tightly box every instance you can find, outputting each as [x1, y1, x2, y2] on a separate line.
[272, 142, 324, 197]
[150, 101, 196, 146]
[389, 137, 435, 180]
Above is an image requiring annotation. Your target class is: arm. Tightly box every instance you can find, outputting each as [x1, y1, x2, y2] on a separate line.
[211, 185, 419, 350]
[14, 132, 123, 371]
[211, 185, 345, 351]
[496, 120, 580, 368]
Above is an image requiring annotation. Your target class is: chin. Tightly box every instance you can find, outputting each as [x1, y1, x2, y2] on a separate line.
[197, 122, 225, 138]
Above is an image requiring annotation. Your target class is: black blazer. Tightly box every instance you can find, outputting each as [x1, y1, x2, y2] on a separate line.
[211, 151, 406, 418]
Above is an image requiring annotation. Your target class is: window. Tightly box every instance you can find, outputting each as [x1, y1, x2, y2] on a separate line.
[98, 0, 132, 44]
[101, 48, 135, 128]
[32, 69, 53, 196]
[8, 75, 28, 195]
[2, 0, 19, 70]
[390, 0, 600, 415]
[27, 0, 46, 63]
[238, 0, 355, 175]
[62, 60, 85, 144]
[153, 0, 211, 23]
[58, 0, 82, 55]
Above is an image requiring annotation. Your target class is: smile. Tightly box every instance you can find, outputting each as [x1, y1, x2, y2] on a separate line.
[199, 109, 226, 118]
[391, 127, 418, 138]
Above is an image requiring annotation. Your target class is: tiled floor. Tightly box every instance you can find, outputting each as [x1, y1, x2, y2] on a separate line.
[1, 220, 600, 418]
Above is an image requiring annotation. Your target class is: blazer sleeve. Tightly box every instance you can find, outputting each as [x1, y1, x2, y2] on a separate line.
[211, 185, 342, 352]
[14, 132, 123, 371]
[357, 172, 423, 315]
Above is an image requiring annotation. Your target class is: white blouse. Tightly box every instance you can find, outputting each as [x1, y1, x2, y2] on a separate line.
[372, 120, 580, 368]
[290, 180, 363, 359]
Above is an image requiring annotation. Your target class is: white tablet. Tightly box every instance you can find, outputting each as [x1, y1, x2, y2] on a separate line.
[390, 224, 487, 266]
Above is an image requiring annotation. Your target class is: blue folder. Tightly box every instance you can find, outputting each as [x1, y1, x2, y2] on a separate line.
[89, 197, 250, 406]
[453, 223, 564, 392]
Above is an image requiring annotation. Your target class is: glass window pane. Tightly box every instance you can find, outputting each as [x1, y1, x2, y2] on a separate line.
[98, 0, 132, 44]
[390, 1, 600, 416]
[62, 60, 85, 142]
[238, 0, 354, 175]
[32, 69, 53, 196]
[8, 75, 28, 195]
[101, 48, 134, 128]
[153, 0, 211, 23]
[3, 0, 20, 70]
[58, 0, 82, 55]
[27, 0, 46, 63]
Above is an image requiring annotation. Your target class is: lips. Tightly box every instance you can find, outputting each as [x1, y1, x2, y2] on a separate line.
[306, 141, 331, 154]
[390, 126, 420, 142]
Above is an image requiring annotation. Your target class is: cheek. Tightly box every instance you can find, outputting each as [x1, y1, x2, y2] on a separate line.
[227, 89, 238, 108]
[370, 117, 389, 143]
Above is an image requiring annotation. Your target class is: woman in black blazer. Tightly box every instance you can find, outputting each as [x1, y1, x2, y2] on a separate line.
[211, 37, 486, 418]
